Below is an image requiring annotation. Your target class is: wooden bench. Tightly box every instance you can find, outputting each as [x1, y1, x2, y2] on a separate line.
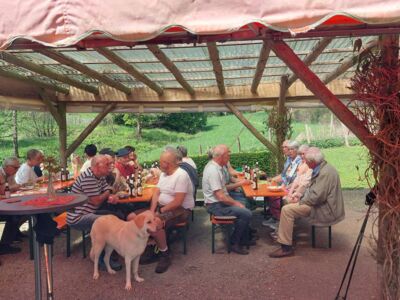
[311, 225, 332, 248]
[210, 215, 237, 254]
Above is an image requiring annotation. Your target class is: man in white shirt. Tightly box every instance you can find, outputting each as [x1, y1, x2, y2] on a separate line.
[15, 149, 44, 185]
[202, 144, 253, 255]
[149, 147, 194, 273]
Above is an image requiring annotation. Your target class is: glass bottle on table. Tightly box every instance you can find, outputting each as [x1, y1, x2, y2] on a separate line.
[137, 175, 143, 197]
[5, 183, 10, 198]
[60, 168, 65, 182]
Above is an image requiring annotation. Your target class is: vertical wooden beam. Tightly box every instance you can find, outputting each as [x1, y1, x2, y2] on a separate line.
[287, 37, 334, 87]
[39, 90, 62, 126]
[65, 104, 116, 157]
[270, 39, 376, 152]
[58, 102, 67, 168]
[225, 102, 279, 155]
[207, 42, 225, 95]
[276, 75, 288, 168]
[251, 41, 272, 93]
[147, 45, 195, 96]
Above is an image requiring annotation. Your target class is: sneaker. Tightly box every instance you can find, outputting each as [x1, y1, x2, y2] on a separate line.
[262, 218, 277, 227]
[231, 244, 249, 255]
[0, 245, 21, 255]
[99, 258, 122, 272]
[155, 251, 171, 274]
[267, 222, 278, 231]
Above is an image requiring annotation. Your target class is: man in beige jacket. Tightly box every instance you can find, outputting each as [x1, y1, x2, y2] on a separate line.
[269, 147, 345, 258]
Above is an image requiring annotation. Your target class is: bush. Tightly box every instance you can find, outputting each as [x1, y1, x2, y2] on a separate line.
[158, 113, 207, 134]
[310, 138, 361, 149]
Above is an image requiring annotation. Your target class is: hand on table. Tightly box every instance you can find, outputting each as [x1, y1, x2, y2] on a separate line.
[107, 194, 119, 204]
[239, 179, 252, 186]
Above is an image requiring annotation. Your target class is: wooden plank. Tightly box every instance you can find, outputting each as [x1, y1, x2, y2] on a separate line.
[65, 103, 116, 157]
[271, 39, 376, 152]
[147, 45, 195, 96]
[225, 102, 279, 155]
[207, 42, 225, 95]
[0, 68, 69, 94]
[96, 47, 163, 96]
[251, 40, 272, 93]
[58, 102, 67, 168]
[39, 90, 62, 126]
[0, 52, 98, 94]
[322, 39, 379, 84]
[287, 37, 334, 87]
[38, 49, 131, 95]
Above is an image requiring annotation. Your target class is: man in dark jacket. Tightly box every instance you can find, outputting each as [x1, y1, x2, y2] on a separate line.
[269, 147, 345, 258]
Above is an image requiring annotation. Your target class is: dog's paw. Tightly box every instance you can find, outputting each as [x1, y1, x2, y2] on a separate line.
[108, 269, 117, 275]
[93, 272, 100, 280]
[125, 283, 132, 291]
[134, 276, 144, 283]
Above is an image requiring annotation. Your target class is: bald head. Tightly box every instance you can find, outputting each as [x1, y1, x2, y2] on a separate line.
[212, 144, 230, 166]
[159, 147, 180, 174]
[91, 155, 112, 177]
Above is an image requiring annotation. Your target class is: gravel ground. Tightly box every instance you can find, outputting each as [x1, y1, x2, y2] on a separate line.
[0, 189, 378, 300]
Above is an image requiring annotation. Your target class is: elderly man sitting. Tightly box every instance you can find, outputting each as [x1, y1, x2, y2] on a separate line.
[203, 144, 253, 255]
[269, 147, 345, 258]
[15, 149, 44, 185]
[148, 147, 194, 273]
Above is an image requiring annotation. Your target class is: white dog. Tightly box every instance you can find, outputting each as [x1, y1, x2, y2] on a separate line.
[90, 210, 157, 290]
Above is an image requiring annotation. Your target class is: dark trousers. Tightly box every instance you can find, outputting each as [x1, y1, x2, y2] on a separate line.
[0, 216, 20, 245]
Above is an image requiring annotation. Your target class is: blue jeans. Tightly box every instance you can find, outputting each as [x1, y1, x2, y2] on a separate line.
[207, 202, 252, 245]
[228, 190, 255, 210]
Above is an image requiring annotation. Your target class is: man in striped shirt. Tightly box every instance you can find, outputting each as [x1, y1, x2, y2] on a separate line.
[67, 155, 120, 231]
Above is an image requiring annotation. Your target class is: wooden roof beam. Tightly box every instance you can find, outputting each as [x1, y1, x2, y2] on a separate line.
[37, 49, 131, 95]
[322, 39, 379, 84]
[0, 68, 69, 94]
[147, 45, 195, 96]
[0, 52, 98, 94]
[287, 37, 334, 87]
[207, 42, 225, 95]
[65, 103, 116, 157]
[270, 39, 376, 152]
[95, 47, 163, 96]
[251, 40, 272, 94]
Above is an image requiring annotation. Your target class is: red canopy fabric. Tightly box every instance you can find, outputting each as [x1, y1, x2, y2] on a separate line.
[1, 0, 399, 49]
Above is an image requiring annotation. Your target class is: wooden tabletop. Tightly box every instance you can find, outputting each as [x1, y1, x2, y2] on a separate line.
[242, 183, 287, 198]
[12, 179, 75, 197]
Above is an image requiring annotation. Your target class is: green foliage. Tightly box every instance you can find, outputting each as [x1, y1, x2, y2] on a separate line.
[158, 113, 207, 134]
[310, 138, 362, 149]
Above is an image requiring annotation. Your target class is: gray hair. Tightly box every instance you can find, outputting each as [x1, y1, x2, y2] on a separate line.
[163, 146, 182, 163]
[176, 145, 188, 158]
[298, 144, 309, 154]
[2, 157, 19, 168]
[304, 147, 324, 164]
[91, 155, 108, 168]
[288, 141, 300, 150]
[212, 144, 228, 158]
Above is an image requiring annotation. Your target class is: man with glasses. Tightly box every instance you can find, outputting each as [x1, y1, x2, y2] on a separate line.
[0, 157, 24, 255]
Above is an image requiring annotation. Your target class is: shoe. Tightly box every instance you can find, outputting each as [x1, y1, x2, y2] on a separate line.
[230, 244, 249, 255]
[140, 253, 159, 265]
[267, 222, 278, 231]
[269, 231, 278, 241]
[240, 239, 256, 246]
[155, 251, 171, 274]
[99, 258, 122, 271]
[262, 218, 277, 227]
[0, 245, 21, 255]
[269, 247, 294, 258]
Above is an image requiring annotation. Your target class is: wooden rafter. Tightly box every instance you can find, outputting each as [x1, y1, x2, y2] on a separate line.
[270, 39, 376, 152]
[287, 37, 334, 87]
[65, 103, 116, 157]
[207, 42, 225, 95]
[0, 68, 69, 94]
[0, 52, 98, 94]
[251, 40, 272, 93]
[38, 49, 131, 95]
[225, 102, 279, 155]
[147, 45, 195, 96]
[39, 90, 62, 126]
[95, 47, 163, 96]
[322, 39, 379, 84]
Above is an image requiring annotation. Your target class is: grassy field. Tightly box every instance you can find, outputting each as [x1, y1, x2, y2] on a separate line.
[0, 111, 369, 188]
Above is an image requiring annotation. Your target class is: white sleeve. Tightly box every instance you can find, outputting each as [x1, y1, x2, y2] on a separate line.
[174, 172, 191, 193]
[208, 167, 224, 192]
[15, 165, 31, 185]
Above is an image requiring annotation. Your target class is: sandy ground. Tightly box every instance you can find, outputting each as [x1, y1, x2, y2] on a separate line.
[0, 189, 378, 300]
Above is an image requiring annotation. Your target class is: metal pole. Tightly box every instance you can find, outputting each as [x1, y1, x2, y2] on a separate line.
[32, 216, 42, 300]
[44, 244, 54, 300]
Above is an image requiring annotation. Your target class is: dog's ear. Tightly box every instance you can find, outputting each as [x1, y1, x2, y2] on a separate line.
[134, 214, 146, 229]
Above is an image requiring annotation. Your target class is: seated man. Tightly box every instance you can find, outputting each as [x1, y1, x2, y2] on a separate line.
[177, 145, 197, 169]
[269, 147, 345, 258]
[149, 147, 194, 273]
[80, 144, 97, 174]
[125, 145, 143, 173]
[114, 148, 135, 178]
[0, 157, 24, 255]
[15, 149, 44, 185]
[203, 144, 253, 255]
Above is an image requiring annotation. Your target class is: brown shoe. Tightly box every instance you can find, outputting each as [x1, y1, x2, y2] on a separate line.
[155, 251, 171, 273]
[231, 244, 249, 255]
[269, 247, 294, 258]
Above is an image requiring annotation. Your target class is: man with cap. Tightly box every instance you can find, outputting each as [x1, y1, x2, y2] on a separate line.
[115, 148, 135, 178]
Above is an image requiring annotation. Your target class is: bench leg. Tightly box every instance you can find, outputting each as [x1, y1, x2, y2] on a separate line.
[183, 226, 187, 255]
[211, 224, 215, 254]
[82, 230, 86, 258]
[226, 224, 232, 253]
[328, 226, 332, 248]
[311, 225, 316, 248]
[28, 218, 34, 260]
[66, 226, 71, 258]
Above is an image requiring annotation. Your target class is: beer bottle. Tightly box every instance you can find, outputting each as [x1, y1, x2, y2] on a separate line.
[137, 176, 143, 197]
[60, 168, 65, 182]
[5, 183, 11, 198]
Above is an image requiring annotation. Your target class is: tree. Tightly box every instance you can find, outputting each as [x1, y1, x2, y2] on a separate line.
[158, 112, 207, 134]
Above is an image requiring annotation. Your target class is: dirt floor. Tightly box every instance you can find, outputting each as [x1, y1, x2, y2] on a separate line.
[0, 189, 378, 300]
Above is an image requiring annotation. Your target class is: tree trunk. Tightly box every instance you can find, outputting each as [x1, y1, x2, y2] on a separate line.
[12, 110, 19, 157]
[135, 114, 142, 140]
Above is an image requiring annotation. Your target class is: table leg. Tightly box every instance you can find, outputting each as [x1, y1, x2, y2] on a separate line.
[44, 244, 54, 300]
[31, 216, 42, 300]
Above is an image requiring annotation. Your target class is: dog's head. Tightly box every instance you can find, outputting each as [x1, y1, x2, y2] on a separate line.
[134, 210, 157, 236]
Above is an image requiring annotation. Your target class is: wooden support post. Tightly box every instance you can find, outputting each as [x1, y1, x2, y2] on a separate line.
[276, 75, 289, 168]
[270, 40, 376, 152]
[58, 102, 67, 169]
[65, 104, 116, 157]
[225, 102, 279, 156]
